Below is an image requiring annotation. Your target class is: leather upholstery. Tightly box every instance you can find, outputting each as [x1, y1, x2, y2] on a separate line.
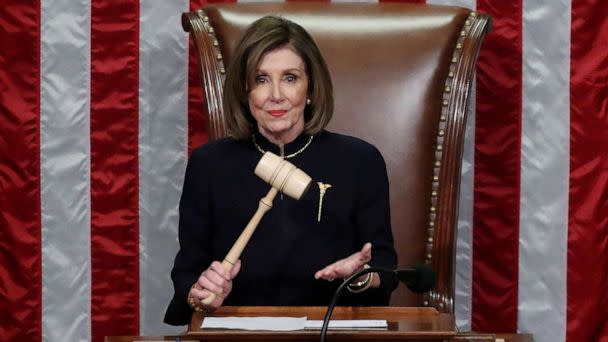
[183, 2, 490, 312]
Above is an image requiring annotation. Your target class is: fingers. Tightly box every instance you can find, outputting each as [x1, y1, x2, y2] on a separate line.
[359, 242, 372, 263]
[210, 260, 232, 280]
[190, 280, 221, 309]
[197, 262, 229, 297]
[199, 288, 221, 308]
[315, 254, 358, 281]
[191, 260, 241, 309]
[314, 267, 338, 281]
[315, 243, 373, 282]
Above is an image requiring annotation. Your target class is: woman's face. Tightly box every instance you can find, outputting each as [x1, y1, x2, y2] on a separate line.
[248, 45, 309, 144]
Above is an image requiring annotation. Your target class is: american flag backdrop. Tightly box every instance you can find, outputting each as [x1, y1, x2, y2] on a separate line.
[1, 0, 607, 341]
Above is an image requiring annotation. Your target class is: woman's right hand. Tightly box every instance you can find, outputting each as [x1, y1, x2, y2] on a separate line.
[188, 260, 241, 311]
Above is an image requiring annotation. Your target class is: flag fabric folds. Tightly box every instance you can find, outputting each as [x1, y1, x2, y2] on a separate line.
[1, 0, 606, 341]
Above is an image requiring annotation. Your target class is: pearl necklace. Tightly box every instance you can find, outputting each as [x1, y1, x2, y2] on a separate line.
[252, 134, 314, 159]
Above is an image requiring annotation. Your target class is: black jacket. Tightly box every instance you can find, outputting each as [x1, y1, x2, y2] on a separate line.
[164, 130, 398, 325]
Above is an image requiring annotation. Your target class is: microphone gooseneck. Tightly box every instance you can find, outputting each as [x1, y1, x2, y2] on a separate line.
[319, 265, 436, 342]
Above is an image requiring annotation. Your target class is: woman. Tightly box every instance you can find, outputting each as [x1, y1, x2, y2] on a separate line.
[164, 15, 397, 326]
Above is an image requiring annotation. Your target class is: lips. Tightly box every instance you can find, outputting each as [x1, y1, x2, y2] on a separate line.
[267, 109, 288, 117]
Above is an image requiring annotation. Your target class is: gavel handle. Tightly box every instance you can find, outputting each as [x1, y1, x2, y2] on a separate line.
[201, 187, 278, 305]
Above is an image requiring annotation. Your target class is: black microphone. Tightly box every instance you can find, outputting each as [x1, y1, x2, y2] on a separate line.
[319, 264, 436, 342]
[394, 264, 436, 293]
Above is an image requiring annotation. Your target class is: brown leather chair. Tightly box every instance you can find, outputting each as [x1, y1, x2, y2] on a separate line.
[182, 3, 490, 313]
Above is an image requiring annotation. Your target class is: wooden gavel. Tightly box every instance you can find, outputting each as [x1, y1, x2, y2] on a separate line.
[201, 151, 312, 305]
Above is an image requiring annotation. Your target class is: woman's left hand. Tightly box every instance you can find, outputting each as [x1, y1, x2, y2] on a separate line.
[314, 242, 374, 282]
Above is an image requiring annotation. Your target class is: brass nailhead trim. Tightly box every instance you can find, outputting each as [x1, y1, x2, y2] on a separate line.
[424, 12, 477, 294]
[198, 9, 226, 85]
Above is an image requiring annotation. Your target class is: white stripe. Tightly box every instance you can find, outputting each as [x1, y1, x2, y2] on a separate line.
[454, 79, 475, 332]
[139, 0, 190, 334]
[427, 0, 475, 9]
[40, 0, 91, 341]
[427, 0, 476, 332]
[519, 1, 570, 341]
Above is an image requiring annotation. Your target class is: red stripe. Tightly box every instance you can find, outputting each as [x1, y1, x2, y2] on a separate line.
[90, 2, 140, 341]
[568, 1, 608, 341]
[0, 2, 41, 341]
[472, 0, 522, 333]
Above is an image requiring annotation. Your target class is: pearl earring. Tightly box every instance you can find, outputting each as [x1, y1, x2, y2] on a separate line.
[306, 98, 311, 105]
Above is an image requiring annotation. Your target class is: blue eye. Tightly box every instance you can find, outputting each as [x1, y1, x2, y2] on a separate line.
[285, 75, 298, 83]
[255, 76, 268, 84]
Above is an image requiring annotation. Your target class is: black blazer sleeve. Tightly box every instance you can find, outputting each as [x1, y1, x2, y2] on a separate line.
[164, 148, 214, 325]
[353, 144, 398, 305]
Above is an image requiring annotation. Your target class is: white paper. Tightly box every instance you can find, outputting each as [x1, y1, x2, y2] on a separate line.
[305, 320, 388, 329]
[201, 316, 307, 331]
[201, 317, 388, 331]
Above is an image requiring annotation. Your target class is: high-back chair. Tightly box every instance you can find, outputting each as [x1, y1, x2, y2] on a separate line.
[182, 3, 490, 313]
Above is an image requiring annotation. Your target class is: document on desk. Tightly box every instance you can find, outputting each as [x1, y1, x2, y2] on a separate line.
[202, 317, 306, 331]
[304, 319, 388, 329]
[201, 317, 387, 331]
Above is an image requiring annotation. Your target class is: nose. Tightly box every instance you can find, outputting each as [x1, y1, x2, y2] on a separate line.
[270, 82, 284, 103]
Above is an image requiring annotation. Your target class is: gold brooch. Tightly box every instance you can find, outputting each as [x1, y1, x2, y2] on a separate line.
[317, 182, 332, 222]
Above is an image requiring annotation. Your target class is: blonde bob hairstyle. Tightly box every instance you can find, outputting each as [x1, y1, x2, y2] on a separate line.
[223, 16, 334, 140]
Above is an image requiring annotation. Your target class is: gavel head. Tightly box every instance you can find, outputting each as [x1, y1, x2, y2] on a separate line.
[254, 152, 312, 200]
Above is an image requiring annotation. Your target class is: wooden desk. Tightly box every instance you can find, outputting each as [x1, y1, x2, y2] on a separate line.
[187, 306, 453, 341]
[105, 306, 533, 342]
